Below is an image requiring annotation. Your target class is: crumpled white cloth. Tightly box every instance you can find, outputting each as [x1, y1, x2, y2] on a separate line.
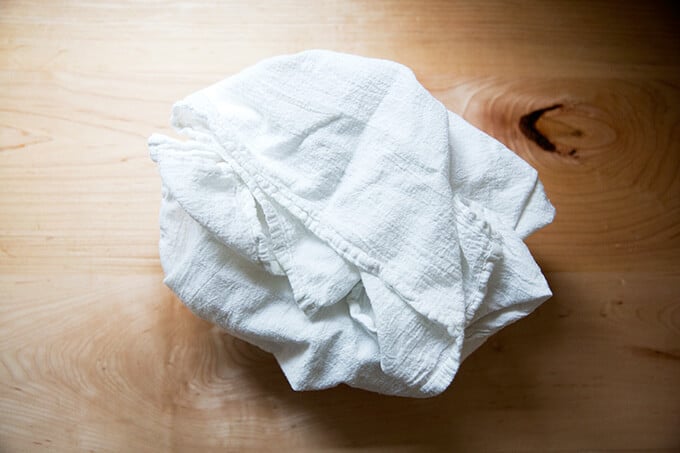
[148, 50, 555, 398]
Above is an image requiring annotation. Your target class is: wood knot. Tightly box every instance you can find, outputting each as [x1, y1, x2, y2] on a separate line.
[519, 102, 617, 159]
[519, 104, 564, 152]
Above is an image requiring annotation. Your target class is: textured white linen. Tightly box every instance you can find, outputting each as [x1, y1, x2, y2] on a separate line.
[149, 50, 555, 397]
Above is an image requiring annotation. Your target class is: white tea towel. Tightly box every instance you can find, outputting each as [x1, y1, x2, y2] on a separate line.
[149, 50, 555, 398]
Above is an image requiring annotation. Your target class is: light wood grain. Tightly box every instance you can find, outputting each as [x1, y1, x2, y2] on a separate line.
[1, 1, 679, 451]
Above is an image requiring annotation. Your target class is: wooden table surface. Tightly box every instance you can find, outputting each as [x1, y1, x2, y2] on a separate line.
[1, 1, 679, 451]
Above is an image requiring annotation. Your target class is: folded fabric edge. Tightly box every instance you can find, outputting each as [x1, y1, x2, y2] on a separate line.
[458, 198, 554, 359]
[359, 272, 467, 398]
[461, 291, 552, 361]
[415, 335, 466, 397]
[148, 133, 269, 267]
[515, 178, 556, 240]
